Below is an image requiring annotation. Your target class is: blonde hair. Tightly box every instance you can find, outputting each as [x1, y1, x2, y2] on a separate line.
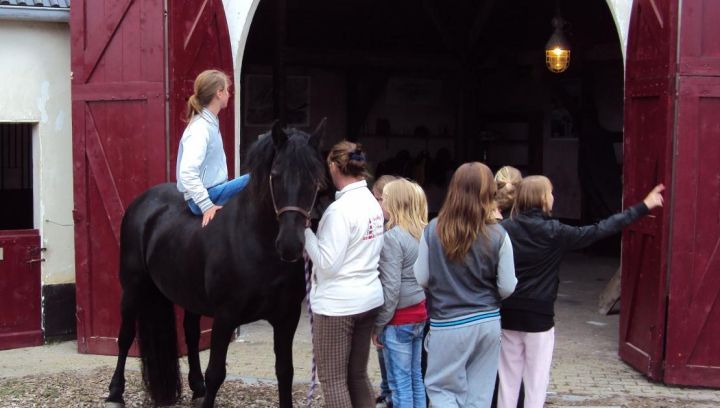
[372, 175, 399, 198]
[327, 140, 370, 179]
[512, 175, 553, 215]
[437, 162, 496, 262]
[495, 166, 522, 212]
[186, 70, 230, 121]
[383, 179, 428, 239]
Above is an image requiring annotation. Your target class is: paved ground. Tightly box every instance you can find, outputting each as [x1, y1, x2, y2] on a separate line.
[0, 252, 718, 407]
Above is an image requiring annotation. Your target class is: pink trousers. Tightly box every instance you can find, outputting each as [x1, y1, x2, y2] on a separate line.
[497, 328, 555, 408]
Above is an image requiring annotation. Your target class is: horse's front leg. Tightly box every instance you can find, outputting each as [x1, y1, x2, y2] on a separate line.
[184, 311, 206, 403]
[270, 303, 302, 408]
[201, 317, 235, 408]
[105, 290, 138, 407]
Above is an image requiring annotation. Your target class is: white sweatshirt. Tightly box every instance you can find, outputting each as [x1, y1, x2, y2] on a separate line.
[304, 180, 385, 316]
[176, 109, 228, 213]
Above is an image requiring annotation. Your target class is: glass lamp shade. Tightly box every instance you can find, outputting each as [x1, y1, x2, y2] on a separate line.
[546, 46, 570, 73]
[545, 17, 570, 73]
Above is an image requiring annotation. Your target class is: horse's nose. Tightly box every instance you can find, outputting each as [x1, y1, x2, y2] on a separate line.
[275, 236, 304, 263]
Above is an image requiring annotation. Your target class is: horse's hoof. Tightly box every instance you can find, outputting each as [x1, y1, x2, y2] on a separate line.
[104, 402, 125, 408]
[192, 397, 205, 408]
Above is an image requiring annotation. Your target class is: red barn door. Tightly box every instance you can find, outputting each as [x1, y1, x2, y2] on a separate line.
[0, 230, 43, 350]
[169, 0, 235, 177]
[167, 0, 236, 349]
[72, 0, 235, 355]
[619, 0, 678, 380]
[664, 0, 720, 387]
[71, 0, 167, 355]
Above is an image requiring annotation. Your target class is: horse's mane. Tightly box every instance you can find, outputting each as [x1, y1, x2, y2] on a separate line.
[243, 128, 327, 202]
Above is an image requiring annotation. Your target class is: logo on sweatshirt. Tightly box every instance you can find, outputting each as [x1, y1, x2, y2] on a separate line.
[363, 214, 384, 241]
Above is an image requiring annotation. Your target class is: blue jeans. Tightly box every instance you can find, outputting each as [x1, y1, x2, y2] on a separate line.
[187, 174, 250, 215]
[381, 322, 427, 408]
[378, 347, 391, 399]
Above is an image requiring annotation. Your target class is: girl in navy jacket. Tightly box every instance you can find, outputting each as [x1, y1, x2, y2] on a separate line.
[497, 175, 664, 408]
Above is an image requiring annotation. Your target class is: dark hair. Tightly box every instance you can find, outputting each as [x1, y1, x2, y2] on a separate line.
[327, 140, 370, 179]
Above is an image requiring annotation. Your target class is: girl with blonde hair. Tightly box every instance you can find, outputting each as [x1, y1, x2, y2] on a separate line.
[494, 166, 523, 219]
[414, 162, 517, 407]
[176, 69, 250, 227]
[498, 176, 664, 408]
[370, 173, 399, 408]
[372, 179, 429, 408]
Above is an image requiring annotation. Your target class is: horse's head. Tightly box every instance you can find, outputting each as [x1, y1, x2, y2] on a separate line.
[246, 119, 327, 262]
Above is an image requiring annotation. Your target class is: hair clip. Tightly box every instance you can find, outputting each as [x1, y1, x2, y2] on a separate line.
[349, 151, 366, 162]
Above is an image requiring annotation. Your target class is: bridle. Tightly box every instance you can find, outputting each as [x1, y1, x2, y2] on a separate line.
[269, 175, 319, 220]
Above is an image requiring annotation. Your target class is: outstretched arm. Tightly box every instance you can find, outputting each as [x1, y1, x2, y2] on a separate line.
[560, 184, 665, 250]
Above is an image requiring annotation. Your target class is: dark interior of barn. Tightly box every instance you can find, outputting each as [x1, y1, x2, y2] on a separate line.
[0, 123, 34, 230]
[240, 0, 624, 254]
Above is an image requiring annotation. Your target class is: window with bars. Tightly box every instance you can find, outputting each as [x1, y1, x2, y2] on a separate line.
[1, 123, 34, 230]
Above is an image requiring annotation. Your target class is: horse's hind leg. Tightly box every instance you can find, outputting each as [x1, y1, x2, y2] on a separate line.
[270, 303, 302, 408]
[201, 318, 235, 408]
[184, 311, 206, 402]
[105, 288, 138, 407]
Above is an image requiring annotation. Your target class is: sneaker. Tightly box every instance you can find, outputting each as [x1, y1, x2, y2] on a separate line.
[375, 396, 392, 408]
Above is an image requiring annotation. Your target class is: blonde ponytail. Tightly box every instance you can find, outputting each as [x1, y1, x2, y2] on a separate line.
[186, 94, 204, 121]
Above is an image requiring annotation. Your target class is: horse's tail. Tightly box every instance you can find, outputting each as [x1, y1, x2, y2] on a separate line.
[136, 279, 182, 405]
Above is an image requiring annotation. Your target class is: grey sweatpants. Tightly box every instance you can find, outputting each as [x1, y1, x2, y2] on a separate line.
[424, 319, 501, 408]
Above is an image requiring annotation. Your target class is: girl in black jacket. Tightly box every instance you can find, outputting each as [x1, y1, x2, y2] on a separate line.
[497, 175, 664, 408]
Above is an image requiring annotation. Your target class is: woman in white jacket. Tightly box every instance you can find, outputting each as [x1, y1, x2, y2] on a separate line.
[304, 140, 385, 408]
[176, 69, 250, 227]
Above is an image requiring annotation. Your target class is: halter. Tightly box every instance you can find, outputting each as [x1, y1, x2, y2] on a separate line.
[269, 175, 319, 220]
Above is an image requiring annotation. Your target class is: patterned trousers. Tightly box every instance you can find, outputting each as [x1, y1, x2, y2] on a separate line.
[313, 308, 378, 408]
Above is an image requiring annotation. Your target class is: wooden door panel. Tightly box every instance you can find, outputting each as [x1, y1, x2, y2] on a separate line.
[168, 0, 235, 349]
[169, 0, 235, 179]
[620, 0, 677, 381]
[0, 230, 43, 350]
[72, 0, 167, 355]
[679, 0, 720, 75]
[665, 77, 720, 386]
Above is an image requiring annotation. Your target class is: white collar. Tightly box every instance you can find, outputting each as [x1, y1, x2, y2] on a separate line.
[201, 108, 219, 128]
[335, 180, 367, 200]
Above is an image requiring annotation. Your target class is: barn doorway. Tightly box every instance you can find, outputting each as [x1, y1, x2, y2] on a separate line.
[240, 0, 624, 241]
[0, 122, 43, 350]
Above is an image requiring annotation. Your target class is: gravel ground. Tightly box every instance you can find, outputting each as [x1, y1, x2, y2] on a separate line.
[0, 366, 324, 407]
[0, 367, 712, 407]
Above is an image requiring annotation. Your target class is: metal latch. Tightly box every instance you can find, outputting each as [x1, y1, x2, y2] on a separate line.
[26, 247, 46, 264]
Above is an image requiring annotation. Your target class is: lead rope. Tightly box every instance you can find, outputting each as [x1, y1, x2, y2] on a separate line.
[303, 251, 317, 407]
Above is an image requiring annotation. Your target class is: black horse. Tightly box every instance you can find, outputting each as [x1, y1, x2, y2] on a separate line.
[104, 121, 327, 408]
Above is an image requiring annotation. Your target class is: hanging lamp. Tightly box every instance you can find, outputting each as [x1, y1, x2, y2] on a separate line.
[545, 6, 571, 73]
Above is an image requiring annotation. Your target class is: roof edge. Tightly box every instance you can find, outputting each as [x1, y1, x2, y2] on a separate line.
[0, 5, 69, 23]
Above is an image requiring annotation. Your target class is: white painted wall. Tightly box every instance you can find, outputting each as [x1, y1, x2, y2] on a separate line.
[222, 0, 261, 175]
[605, 0, 632, 63]
[0, 21, 74, 285]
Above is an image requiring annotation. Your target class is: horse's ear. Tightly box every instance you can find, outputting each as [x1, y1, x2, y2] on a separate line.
[271, 120, 287, 148]
[309, 117, 327, 150]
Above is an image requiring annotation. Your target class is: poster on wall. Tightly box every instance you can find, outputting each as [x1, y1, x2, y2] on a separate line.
[244, 74, 310, 126]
